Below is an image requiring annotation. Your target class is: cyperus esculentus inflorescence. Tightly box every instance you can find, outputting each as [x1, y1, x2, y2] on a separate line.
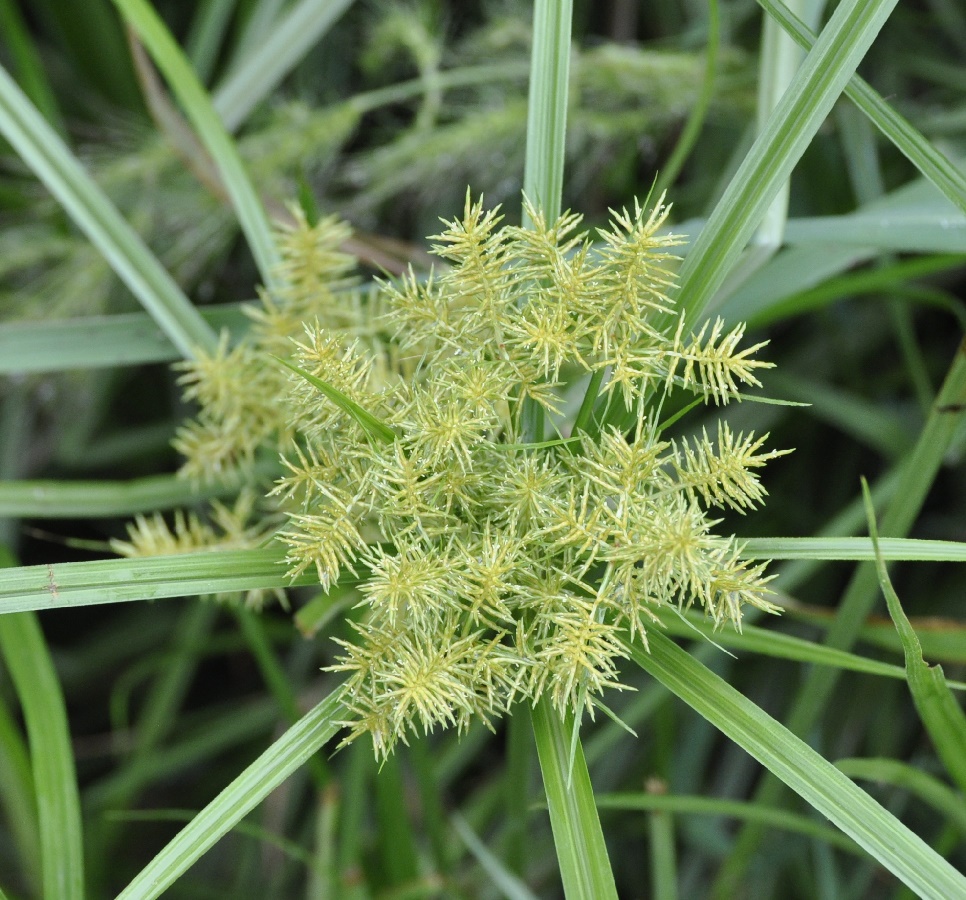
[118, 193, 788, 758]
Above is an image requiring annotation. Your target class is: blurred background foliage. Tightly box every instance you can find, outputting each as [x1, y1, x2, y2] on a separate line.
[0, 0, 964, 897]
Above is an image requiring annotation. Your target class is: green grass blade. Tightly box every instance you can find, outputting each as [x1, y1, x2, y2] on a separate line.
[504, 713, 533, 877]
[213, 0, 356, 132]
[654, 609, 966, 690]
[741, 536, 966, 561]
[783, 209, 966, 252]
[335, 742, 373, 892]
[274, 356, 397, 444]
[0, 63, 217, 359]
[115, 688, 346, 900]
[0, 306, 249, 374]
[676, 0, 902, 328]
[863, 481, 966, 792]
[785, 603, 966, 665]
[0, 613, 84, 900]
[0, 548, 315, 614]
[185, 0, 237, 84]
[653, 0, 720, 199]
[530, 700, 619, 900]
[627, 630, 966, 900]
[0, 689, 40, 895]
[26, 0, 138, 108]
[596, 792, 859, 854]
[0, 0, 65, 135]
[112, 0, 281, 287]
[307, 785, 339, 900]
[0, 472, 248, 518]
[728, 253, 965, 329]
[758, 0, 966, 215]
[521, 0, 573, 440]
[647, 802, 678, 900]
[836, 757, 966, 836]
[522, 0, 573, 225]
[753, 0, 815, 250]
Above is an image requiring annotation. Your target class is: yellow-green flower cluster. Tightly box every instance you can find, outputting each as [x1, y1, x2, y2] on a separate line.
[117, 194, 785, 756]
[269, 195, 785, 757]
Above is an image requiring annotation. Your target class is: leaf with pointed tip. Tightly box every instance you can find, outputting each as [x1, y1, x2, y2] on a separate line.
[272, 356, 396, 445]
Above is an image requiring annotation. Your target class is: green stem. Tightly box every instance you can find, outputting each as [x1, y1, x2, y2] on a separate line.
[0, 613, 84, 900]
[522, 0, 574, 226]
[530, 699, 619, 900]
[648, 806, 678, 900]
[521, 0, 575, 442]
[519, 4, 619, 890]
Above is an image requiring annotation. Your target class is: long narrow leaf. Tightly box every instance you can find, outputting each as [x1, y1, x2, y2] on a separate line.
[741, 536, 966, 561]
[530, 700, 619, 900]
[116, 688, 346, 900]
[0, 64, 217, 359]
[213, 0, 356, 132]
[274, 356, 396, 444]
[0, 472, 250, 518]
[0, 549, 315, 614]
[783, 210, 966, 253]
[0, 306, 248, 374]
[836, 757, 966, 837]
[0, 690, 40, 895]
[451, 813, 538, 900]
[185, 0, 238, 84]
[675, 0, 902, 327]
[0, 0, 65, 134]
[783, 603, 966, 665]
[627, 630, 966, 899]
[112, 0, 281, 286]
[522, 0, 573, 226]
[596, 793, 859, 854]
[863, 481, 966, 792]
[758, 0, 966, 216]
[655, 609, 966, 690]
[0, 613, 84, 900]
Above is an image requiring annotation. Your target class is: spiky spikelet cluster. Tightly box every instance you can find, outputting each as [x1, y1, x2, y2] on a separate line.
[110, 492, 283, 609]
[114, 208, 366, 587]
[270, 193, 787, 757]
[171, 205, 361, 480]
[117, 193, 784, 752]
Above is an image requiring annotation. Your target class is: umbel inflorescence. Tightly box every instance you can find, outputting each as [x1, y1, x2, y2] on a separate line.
[118, 193, 787, 758]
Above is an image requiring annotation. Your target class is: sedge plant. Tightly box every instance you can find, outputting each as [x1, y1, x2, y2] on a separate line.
[0, 1, 965, 899]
